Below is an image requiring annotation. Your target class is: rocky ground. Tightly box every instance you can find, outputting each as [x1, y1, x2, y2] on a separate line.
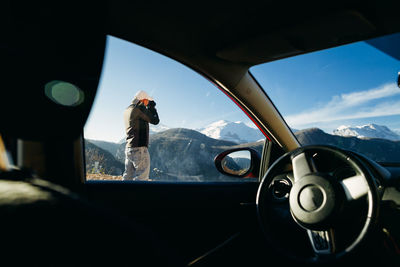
[86, 173, 123, 180]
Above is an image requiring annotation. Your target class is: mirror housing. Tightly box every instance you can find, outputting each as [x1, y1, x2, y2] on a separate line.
[214, 148, 261, 178]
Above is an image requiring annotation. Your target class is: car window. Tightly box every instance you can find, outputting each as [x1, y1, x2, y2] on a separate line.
[84, 35, 265, 182]
[251, 32, 400, 163]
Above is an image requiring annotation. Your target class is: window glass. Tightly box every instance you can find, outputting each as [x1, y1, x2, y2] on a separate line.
[84, 35, 265, 182]
[251, 33, 400, 163]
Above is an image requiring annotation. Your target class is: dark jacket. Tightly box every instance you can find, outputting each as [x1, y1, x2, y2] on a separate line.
[124, 101, 159, 147]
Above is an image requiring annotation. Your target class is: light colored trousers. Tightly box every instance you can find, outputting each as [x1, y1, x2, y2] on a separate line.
[122, 146, 150, 180]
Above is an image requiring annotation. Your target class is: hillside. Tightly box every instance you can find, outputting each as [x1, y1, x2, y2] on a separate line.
[85, 141, 124, 176]
[295, 128, 400, 162]
[86, 139, 120, 156]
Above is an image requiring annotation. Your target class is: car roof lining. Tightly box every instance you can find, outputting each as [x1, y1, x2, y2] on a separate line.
[107, 2, 400, 68]
[216, 10, 377, 65]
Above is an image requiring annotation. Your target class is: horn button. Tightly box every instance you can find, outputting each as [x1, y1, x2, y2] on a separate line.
[299, 185, 324, 211]
[289, 174, 342, 230]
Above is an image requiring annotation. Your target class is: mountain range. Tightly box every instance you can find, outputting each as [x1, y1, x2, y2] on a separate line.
[148, 120, 264, 144]
[199, 120, 264, 144]
[85, 121, 400, 180]
[333, 124, 400, 141]
[86, 127, 264, 181]
[296, 128, 400, 162]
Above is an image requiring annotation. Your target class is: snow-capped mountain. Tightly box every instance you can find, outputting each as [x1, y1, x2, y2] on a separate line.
[199, 120, 264, 144]
[119, 120, 264, 144]
[150, 123, 170, 135]
[333, 124, 400, 141]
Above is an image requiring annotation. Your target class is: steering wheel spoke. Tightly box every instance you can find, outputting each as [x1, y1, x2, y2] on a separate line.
[340, 175, 369, 201]
[292, 152, 317, 181]
[307, 229, 336, 255]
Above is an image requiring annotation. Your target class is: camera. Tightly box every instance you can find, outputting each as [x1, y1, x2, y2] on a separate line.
[148, 100, 156, 107]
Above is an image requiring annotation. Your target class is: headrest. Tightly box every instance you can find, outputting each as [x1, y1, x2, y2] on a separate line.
[1, 2, 106, 140]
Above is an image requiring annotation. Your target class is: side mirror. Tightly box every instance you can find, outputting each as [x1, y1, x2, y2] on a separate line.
[398, 71, 400, 88]
[214, 148, 261, 178]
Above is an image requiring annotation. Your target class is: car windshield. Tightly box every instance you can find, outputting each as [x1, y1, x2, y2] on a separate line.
[251, 33, 400, 163]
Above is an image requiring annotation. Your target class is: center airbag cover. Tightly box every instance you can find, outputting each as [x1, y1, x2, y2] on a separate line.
[289, 174, 337, 229]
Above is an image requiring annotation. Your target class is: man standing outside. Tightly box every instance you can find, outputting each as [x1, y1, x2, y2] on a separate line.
[123, 90, 159, 180]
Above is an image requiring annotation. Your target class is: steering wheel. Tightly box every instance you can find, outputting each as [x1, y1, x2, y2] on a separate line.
[256, 145, 380, 263]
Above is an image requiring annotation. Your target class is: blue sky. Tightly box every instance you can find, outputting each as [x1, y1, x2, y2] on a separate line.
[84, 36, 252, 142]
[251, 35, 400, 133]
[84, 34, 400, 142]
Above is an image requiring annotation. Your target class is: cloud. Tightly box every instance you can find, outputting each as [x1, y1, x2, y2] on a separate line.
[340, 83, 400, 107]
[285, 83, 400, 127]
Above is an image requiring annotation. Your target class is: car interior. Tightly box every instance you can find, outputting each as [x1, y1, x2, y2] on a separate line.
[1, 1, 400, 266]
